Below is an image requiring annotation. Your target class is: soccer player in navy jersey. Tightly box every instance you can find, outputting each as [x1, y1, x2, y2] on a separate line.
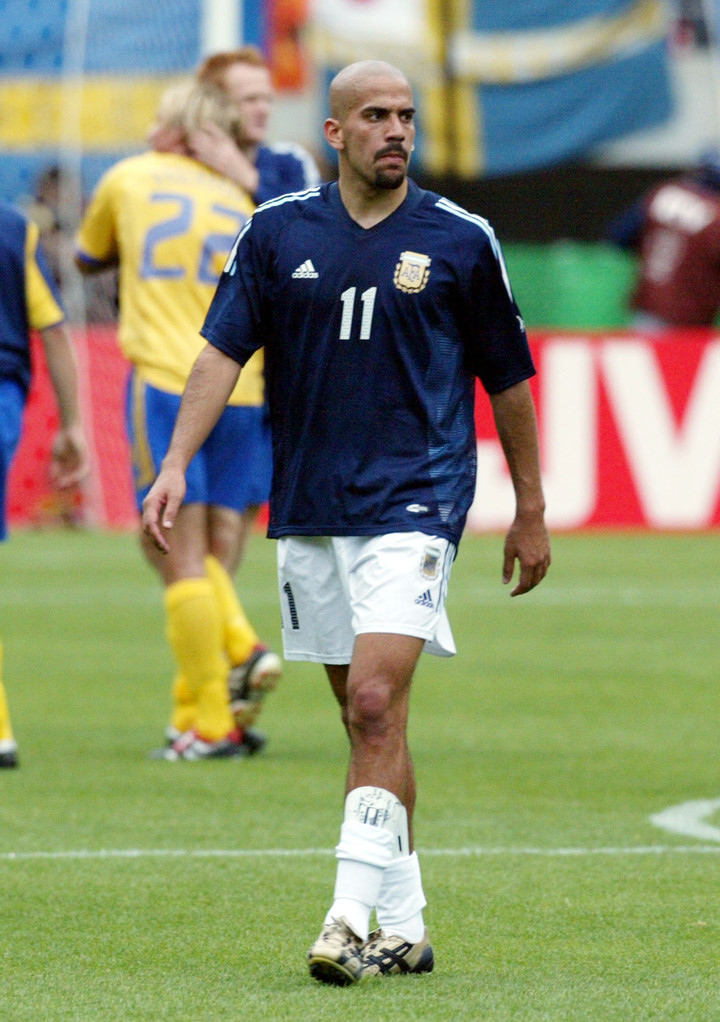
[143, 60, 550, 983]
[0, 201, 89, 768]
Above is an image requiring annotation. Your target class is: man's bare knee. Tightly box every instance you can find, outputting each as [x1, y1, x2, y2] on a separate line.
[347, 679, 401, 739]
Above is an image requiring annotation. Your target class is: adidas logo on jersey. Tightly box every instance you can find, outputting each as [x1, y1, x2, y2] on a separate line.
[414, 590, 435, 609]
[292, 259, 319, 279]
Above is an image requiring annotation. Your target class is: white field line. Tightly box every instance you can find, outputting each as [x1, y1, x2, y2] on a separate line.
[2, 844, 720, 863]
[3, 800, 718, 863]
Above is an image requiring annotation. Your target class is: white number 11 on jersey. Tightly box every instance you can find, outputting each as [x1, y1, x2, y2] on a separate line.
[339, 287, 377, 340]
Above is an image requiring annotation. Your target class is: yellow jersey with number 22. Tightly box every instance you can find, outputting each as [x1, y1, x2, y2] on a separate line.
[76, 151, 260, 405]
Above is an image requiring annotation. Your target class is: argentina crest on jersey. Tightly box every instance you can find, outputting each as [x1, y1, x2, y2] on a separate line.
[394, 250, 431, 293]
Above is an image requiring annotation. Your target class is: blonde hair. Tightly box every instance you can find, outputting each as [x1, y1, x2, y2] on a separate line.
[155, 80, 243, 143]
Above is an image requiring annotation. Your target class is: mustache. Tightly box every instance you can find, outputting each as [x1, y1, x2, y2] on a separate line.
[375, 143, 409, 161]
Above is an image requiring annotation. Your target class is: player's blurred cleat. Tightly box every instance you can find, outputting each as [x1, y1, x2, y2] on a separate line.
[152, 728, 248, 761]
[228, 644, 282, 728]
[307, 917, 365, 986]
[239, 726, 267, 756]
[361, 928, 435, 977]
[163, 726, 184, 746]
[153, 724, 267, 759]
[0, 739, 18, 769]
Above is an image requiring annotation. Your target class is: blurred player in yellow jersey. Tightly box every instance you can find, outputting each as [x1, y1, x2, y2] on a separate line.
[0, 201, 89, 767]
[74, 81, 281, 760]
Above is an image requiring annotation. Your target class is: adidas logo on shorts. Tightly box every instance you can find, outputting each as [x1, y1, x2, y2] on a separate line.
[414, 590, 434, 609]
[292, 259, 319, 279]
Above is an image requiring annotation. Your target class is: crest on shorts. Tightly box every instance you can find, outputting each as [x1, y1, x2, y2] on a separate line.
[420, 546, 441, 580]
[394, 251, 431, 293]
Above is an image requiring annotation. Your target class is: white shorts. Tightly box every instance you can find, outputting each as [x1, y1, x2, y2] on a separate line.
[277, 532, 457, 664]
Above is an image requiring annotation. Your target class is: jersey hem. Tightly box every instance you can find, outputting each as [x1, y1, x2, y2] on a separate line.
[267, 523, 462, 545]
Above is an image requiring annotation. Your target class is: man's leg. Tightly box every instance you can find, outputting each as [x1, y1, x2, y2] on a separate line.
[141, 504, 237, 752]
[340, 632, 420, 809]
[207, 504, 281, 729]
[308, 633, 432, 984]
[0, 639, 19, 768]
[0, 383, 22, 767]
[204, 401, 279, 729]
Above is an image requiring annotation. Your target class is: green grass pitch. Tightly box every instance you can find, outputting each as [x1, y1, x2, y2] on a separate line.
[1, 528, 719, 1020]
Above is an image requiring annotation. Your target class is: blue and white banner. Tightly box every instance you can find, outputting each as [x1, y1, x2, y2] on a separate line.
[0, 0, 267, 201]
[309, 0, 675, 176]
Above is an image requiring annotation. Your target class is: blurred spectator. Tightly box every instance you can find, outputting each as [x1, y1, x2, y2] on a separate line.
[673, 0, 712, 47]
[606, 147, 720, 329]
[24, 164, 118, 324]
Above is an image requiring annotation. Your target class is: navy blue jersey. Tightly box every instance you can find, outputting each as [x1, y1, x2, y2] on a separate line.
[202, 179, 534, 546]
[0, 201, 65, 395]
[254, 143, 321, 205]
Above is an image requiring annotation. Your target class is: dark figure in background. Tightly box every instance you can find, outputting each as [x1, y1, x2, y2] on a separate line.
[606, 148, 720, 330]
[25, 164, 118, 324]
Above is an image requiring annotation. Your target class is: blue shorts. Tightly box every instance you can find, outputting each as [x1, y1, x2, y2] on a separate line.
[126, 372, 272, 514]
[0, 379, 25, 541]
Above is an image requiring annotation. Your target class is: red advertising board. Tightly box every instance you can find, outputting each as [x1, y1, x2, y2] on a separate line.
[471, 331, 720, 531]
[8, 327, 135, 531]
[8, 328, 720, 532]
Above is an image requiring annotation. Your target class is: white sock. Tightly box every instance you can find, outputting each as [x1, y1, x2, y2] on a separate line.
[325, 818, 395, 941]
[375, 851, 427, 943]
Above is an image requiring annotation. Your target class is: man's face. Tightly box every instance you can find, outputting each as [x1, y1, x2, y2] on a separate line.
[335, 75, 416, 191]
[222, 63, 274, 147]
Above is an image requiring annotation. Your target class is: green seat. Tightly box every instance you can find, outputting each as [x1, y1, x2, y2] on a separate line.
[504, 241, 636, 329]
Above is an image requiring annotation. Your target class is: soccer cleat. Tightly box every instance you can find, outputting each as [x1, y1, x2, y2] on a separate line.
[0, 739, 18, 769]
[307, 917, 365, 986]
[228, 645, 282, 728]
[152, 729, 248, 761]
[239, 726, 267, 757]
[153, 725, 267, 760]
[361, 928, 435, 977]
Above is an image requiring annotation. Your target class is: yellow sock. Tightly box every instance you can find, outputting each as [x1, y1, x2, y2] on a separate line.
[164, 578, 234, 742]
[170, 673, 198, 735]
[0, 640, 15, 743]
[204, 554, 259, 666]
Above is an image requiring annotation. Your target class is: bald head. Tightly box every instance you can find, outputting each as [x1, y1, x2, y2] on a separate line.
[329, 61, 411, 120]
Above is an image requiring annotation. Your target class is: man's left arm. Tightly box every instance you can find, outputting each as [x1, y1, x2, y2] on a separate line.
[489, 379, 550, 596]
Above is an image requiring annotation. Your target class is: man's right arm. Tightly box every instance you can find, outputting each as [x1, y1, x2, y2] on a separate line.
[189, 124, 260, 197]
[142, 343, 241, 552]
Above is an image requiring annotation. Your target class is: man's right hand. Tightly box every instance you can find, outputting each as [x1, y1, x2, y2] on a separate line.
[189, 123, 260, 196]
[142, 466, 187, 554]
